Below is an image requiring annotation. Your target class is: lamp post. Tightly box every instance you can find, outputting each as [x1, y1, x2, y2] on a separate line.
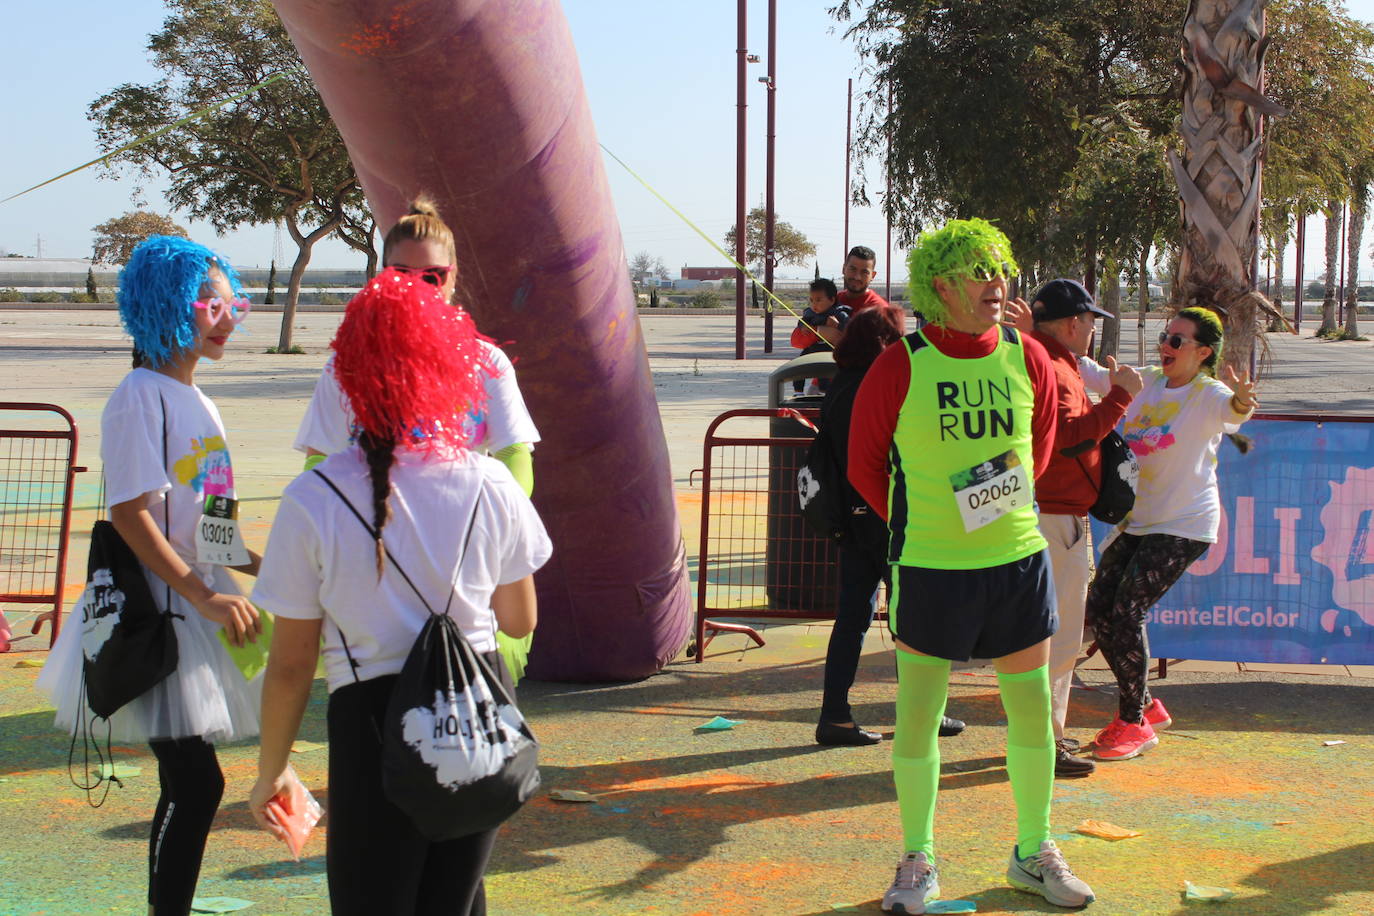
[843, 78, 852, 259]
[735, 0, 748, 359]
[762, 0, 777, 353]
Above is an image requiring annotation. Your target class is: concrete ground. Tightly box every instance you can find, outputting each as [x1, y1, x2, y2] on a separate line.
[2, 310, 1373, 914]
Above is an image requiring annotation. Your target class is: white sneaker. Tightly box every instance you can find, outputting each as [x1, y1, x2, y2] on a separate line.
[1007, 840, 1095, 907]
[881, 851, 940, 914]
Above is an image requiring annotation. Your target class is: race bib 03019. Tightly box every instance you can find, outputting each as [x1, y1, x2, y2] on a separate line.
[949, 449, 1030, 533]
[196, 494, 249, 567]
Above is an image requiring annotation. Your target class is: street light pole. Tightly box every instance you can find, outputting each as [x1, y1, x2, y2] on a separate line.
[844, 78, 852, 260]
[735, 0, 748, 359]
[884, 82, 892, 301]
[762, 0, 777, 353]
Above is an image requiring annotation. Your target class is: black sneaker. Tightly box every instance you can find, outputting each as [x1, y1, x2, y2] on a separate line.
[938, 715, 965, 737]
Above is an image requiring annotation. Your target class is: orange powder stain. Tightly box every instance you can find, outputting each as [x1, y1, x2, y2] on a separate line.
[1089, 761, 1276, 797]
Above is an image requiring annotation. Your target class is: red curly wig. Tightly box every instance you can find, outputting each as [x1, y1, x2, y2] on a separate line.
[332, 268, 490, 452]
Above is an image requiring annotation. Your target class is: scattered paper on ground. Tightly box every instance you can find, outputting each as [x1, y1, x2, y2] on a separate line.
[190, 898, 254, 913]
[695, 716, 739, 731]
[1322, 740, 1347, 746]
[14, 659, 43, 668]
[1184, 881, 1236, 901]
[1074, 819, 1142, 840]
[927, 901, 978, 913]
[549, 789, 598, 803]
[98, 763, 141, 780]
[290, 740, 326, 754]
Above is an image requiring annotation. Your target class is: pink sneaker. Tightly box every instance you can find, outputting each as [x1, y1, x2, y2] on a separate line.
[1143, 697, 1172, 730]
[1092, 717, 1158, 760]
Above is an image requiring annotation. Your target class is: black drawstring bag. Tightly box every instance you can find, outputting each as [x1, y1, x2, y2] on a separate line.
[70, 395, 180, 806]
[79, 520, 179, 718]
[315, 470, 540, 842]
[797, 425, 849, 542]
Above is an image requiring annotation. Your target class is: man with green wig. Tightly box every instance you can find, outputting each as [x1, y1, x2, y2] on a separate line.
[849, 219, 1095, 912]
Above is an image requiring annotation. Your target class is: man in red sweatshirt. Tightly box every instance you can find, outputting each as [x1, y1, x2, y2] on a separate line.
[850, 219, 1094, 913]
[1019, 279, 1142, 779]
[838, 245, 890, 313]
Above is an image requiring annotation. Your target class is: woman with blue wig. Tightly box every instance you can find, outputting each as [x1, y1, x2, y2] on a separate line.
[39, 235, 264, 914]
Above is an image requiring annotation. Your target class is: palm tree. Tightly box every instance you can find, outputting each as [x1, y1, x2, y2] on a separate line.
[1170, 0, 1286, 372]
[1317, 202, 1340, 337]
[1341, 169, 1370, 340]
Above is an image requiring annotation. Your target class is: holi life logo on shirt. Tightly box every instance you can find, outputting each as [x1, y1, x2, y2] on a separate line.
[1311, 465, 1374, 635]
[172, 435, 234, 497]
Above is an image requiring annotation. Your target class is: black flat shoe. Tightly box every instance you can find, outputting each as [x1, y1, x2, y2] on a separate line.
[1055, 740, 1096, 778]
[939, 715, 966, 737]
[815, 721, 883, 746]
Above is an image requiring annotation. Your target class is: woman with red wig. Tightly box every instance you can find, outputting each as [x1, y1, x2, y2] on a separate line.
[249, 269, 552, 915]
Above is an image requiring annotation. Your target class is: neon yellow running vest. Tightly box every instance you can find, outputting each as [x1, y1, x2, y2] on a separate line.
[887, 326, 1046, 569]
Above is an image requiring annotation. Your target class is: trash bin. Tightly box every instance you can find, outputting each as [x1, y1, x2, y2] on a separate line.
[766, 352, 839, 612]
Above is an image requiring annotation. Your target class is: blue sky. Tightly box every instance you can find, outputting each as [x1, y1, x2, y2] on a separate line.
[2, 1, 1371, 287]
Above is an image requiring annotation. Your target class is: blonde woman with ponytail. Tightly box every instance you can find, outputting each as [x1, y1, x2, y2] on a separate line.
[1085, 307, 1258, 762]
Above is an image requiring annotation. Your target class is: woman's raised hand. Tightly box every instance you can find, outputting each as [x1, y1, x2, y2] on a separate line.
[1222, 365, 1258, 413]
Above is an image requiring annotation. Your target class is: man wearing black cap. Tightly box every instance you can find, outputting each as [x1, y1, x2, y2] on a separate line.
[1018, 279, 1142, 778]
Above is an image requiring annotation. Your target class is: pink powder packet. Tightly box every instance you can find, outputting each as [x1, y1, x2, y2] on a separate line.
[265, 773, 323, 860]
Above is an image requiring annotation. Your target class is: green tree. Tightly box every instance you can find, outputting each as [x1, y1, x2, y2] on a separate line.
[90, 211, 189, 265]
[723, 207, 817, 276]
[85, 268, 98, 300]
[264, 259, 277, 305]
[88, 0, 365, 351]
[833, 0, 1180, 274]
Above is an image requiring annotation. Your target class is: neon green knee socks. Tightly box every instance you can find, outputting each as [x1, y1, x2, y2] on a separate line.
[892, 650, 950, 859]
[998, 664, 1054, 857]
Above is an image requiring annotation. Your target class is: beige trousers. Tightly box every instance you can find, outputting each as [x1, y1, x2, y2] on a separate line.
[1039, 513, 1091, 740]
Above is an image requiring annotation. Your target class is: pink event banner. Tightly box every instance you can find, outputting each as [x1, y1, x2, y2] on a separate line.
[1091, 416, 1374, 665]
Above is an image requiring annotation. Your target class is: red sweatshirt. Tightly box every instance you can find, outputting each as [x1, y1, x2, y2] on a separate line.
[1029, 329, 1133, 516]
[837, 288, 888, 313]
[847, 324, 1057, 522]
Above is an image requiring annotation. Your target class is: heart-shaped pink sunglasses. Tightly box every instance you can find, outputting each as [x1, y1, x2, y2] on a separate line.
[194, 296, 252, 325]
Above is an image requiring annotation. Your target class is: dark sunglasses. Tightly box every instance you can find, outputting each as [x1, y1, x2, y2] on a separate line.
[1158, 331, 1200, 349]
[969, 262, 1015, 281]
[392, 264, 453, 287]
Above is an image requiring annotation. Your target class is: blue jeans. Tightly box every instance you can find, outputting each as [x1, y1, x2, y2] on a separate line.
[820, 544, 889, 723]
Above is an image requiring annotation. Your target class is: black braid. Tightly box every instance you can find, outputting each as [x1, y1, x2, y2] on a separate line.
[358, 431, 397, 576]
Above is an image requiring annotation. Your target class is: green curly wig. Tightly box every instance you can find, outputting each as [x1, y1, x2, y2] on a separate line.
[906, 218, 1019, 325]
[1175, 306, 1224, 376]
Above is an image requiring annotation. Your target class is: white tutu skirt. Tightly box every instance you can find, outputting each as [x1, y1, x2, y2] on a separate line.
[37, 565, 262, 745]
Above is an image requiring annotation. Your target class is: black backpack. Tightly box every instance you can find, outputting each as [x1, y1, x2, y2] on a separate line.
[1080, 430, 1139, 524]
[797, 426, 850, 542]
[314, 470, 540, 841]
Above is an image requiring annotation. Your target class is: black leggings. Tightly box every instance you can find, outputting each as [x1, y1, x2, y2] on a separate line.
[327, 674, 499, 916]
[148, 736, 225, 915]
[1086, 532, 1208, 723]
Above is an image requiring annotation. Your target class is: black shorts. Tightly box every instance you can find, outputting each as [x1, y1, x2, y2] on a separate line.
[888, 549, 1058, 661]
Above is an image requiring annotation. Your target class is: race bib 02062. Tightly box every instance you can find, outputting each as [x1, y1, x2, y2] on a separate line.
[949, 449, 1030, 533]
[196, 494, 249, 567]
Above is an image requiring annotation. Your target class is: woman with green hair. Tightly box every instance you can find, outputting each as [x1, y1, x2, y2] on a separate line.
[1085, 307, 1257, 762]
[849, 218, 1095, 911]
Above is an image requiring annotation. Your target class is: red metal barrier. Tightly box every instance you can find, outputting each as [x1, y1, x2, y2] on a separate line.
[694, 408, 882, 661]
[0, 403, 84, 647]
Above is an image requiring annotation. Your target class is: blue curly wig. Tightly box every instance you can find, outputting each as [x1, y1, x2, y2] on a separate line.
[118, 235, 243, 367]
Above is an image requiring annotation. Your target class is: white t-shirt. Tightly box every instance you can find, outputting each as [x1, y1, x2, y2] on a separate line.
[293, 341, 539, 457]
[101, 368, 237, 575]
[1119, 366, 1250, 543]
[251, 448, 552, 692]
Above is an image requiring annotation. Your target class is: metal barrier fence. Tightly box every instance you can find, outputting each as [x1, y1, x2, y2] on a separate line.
[0, 403, 84, 647]
[693, 408, 862, 661]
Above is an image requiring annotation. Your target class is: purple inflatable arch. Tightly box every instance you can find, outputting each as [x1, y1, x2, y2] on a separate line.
[272, 0, 692, 681]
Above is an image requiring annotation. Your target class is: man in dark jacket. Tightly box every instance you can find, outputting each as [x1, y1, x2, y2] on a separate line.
[1020, 279, 1142, 778]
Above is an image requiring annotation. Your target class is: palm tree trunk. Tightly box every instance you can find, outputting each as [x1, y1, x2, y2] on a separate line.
[1170, 0, 1283, 374]
[1318, 203, 1340, 336]
[1096, 256, 1121, 362]
[1342, 185, 1368, 339]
